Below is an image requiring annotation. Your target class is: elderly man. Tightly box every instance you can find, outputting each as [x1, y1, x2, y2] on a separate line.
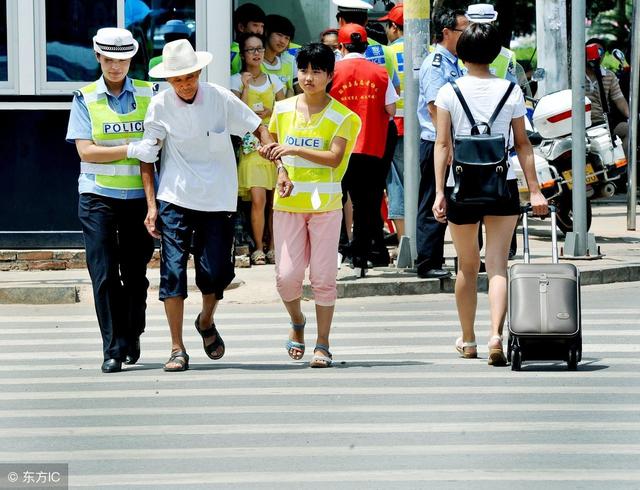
[66, 28, 159, 373]
[141, 40, 292, 372]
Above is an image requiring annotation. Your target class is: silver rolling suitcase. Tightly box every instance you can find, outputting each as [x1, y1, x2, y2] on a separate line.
[507, 206, 582, 371]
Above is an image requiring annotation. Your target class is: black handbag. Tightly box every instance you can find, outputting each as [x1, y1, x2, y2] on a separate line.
[449, 81, 516, 206]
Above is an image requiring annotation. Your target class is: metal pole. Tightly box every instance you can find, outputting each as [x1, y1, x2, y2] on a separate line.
[535, 0, 569, 94]
[627, 0, 639, 230]
[563, 0, 597, 257]
[399, 0, 430, 266]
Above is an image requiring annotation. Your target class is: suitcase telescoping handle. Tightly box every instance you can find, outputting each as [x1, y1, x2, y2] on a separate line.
[521, 204, 558, 265]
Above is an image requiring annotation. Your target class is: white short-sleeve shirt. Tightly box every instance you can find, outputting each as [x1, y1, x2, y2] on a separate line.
[435, 76, 526, 185]
[144, 82, 262, 212]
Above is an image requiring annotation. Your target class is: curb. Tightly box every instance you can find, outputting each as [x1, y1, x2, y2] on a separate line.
[0, 278, 245, 305]
[1, 265, 639, 305]
[0, 286, 79, 305]
[303, 264, 640, 300]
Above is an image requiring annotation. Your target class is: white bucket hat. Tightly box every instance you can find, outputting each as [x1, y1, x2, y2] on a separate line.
[93, 27, 139, 60]
[148, 39, 213, 79]
[465, 4, 498, 23]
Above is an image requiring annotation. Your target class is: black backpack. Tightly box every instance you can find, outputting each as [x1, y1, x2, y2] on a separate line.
[449, 80, 516, 206]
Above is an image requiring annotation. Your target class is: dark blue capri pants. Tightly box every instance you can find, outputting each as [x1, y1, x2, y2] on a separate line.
[158, 201, 235, 300]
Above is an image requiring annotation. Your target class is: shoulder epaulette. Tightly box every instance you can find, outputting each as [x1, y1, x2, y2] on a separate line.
[432, 53, 442, 67]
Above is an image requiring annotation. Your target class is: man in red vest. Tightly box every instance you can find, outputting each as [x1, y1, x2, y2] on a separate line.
[330, 23, 398, 270]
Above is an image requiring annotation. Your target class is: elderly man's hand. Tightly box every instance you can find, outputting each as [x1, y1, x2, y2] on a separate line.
[144, 206, 161, 239]
[128, 139, 160, 163]
[276, 165, 294, 198]
[259, 142, 296, 161]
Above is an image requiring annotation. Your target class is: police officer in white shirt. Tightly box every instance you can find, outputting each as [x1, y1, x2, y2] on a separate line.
[141, 40, 292, 372]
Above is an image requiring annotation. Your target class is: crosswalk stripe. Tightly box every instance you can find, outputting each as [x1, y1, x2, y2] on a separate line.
[2, 343, 639, 360]
[66, 470, 640, 485]
[1, 422, 640, 439]
[0, 444, 638, 462]
[3, 386, 640, 401]
[1, 322, 638, 336]
[3, 329, 639, 345]
[0, 403, 636, 419]
[0, 370, 638, 386]
[1, 308, 639, 323]
[3, 356, 640, 372]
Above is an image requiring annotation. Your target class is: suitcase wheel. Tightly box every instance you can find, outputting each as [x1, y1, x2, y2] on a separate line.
[567, 347, 578, 371]
[511, 348, 522, 371]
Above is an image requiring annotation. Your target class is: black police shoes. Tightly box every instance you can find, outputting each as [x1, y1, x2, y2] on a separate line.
[417, 268, 451, 279]
[101, 359, 122, 373]
[125, 338, 141, 365]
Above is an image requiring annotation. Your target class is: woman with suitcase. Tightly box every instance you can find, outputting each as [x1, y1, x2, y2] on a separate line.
[431, 22, 547, 365]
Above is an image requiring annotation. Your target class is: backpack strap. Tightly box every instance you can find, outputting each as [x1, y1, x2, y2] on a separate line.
[488, 82, 516, 128]
[450, 81, 477, 128]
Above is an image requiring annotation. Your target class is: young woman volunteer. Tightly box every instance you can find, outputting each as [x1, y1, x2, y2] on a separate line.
[260, 43, 361, 368]
[231, 32, 285, 265]
[432, 23, 548, 365]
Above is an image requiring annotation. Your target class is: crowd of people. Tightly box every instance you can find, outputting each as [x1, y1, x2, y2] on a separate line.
[72, 0, 640, 374]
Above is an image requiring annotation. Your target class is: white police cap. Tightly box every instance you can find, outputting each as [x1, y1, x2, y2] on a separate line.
[93, 27, 139, 60]
[465, 4, 498, 23]
[332, 0, 373, 12]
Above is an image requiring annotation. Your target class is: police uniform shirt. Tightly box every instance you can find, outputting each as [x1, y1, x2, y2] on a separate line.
[66, 76, 146, 199]
[417, 44, 463, 141]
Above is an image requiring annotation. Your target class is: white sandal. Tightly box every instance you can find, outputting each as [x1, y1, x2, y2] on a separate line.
[309, 343, 332, 368]
[488, 335, 507, 366]
[455, 337, 478, 358]
[251, 250, 266, 265]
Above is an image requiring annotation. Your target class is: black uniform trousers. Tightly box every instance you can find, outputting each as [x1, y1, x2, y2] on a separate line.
[78, 193, 154, 361]
[416, 139, 447, 273]
[341, 152, 390, 267]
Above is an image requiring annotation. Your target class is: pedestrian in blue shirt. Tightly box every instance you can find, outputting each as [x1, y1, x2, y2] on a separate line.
[415, 9, 468, 278]
[66, 28, 160, 373]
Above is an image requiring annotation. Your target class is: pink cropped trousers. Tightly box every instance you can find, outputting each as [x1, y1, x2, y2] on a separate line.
[273, 209, 342, 307]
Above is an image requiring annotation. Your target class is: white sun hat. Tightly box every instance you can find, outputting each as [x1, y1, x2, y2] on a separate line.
[93, 27, 139, 60]
[148, 39, 213, 79]
[465, 4, 499, 23]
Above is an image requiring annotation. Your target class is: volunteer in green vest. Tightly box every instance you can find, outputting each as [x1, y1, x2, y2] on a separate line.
[231, 3, 266, 75]
[66, 28, 160, 373]
[381, 4, 406, 240]
[260, 43, 361, 368]
[333, 0, 400, 92]
[148, 19, 192, 79]
[262, 14, 299, 98]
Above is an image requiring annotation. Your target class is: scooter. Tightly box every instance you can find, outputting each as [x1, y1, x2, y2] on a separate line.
[511, 69, 627, 233]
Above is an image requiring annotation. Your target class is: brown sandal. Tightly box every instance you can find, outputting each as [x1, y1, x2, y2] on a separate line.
[163, 350, 189, 372]
[195, 314, 225, 360]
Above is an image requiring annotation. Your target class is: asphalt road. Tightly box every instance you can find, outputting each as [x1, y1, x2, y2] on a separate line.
[0, 282, 639, 489]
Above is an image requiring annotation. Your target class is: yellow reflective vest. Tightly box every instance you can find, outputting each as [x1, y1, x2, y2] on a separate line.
[387, 38, 405, 118]
[79, 79, 154, 190]
[269, 96, 361, 213]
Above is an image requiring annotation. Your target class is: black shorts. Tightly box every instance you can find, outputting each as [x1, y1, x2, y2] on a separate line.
[445, 179, 520, 225]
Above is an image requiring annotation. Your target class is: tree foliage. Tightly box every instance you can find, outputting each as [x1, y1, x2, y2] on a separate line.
[427, 0, 633, 49]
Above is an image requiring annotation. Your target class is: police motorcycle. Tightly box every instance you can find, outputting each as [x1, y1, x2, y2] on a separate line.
[511, 64, 627, 234]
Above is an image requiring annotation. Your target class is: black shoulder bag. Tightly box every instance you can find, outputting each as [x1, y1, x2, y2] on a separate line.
[449, 81, 515, 206]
